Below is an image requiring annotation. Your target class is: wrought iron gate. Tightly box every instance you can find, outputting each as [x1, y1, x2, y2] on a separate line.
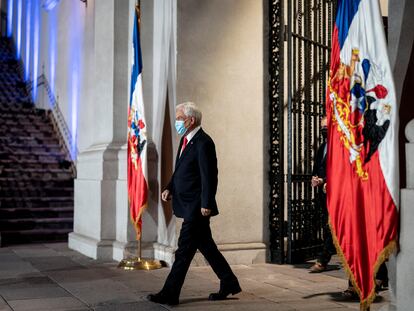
[269, 0, 336, 264]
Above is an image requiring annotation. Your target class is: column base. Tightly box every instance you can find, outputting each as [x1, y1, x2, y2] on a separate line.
[68, 232, 113, 260]
[112, 240, 156, 262]
[397, 189, 414, 310]
[153, 242, 267, 267]
[378, 303, 396, 311]
[153, 242, 176, 266]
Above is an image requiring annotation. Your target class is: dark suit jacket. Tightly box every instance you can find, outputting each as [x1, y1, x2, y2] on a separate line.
[166, 128, 219, 221]
[312, 141, 327, 208]
[312, 141, 327, 181]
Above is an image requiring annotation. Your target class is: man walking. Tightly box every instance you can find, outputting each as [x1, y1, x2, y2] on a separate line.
[147, 102, 241, 305]
[309, 116, 336, 273]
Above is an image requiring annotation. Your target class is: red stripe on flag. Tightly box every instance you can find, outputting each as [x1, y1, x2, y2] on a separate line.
[127, 138, 148, 239]
[330, 26, 341, 73]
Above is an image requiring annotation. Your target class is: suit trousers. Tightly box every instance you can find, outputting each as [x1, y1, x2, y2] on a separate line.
[161, 216, 237, 298]
[316, 192, 336, 265]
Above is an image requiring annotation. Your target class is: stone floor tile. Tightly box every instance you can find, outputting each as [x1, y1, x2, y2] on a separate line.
[44, 243, 72, 252]
[8, 244, 48, 250]
[0, 248, 14, 254]
[282, 299, 348, 310]
[46, 268, 120, 284]
[170, 294, 294, 311]
[0, 296, 12, 311]
[94, 301, 166, 311]
[1, 285, 69, 301]
[181, 278, 219, 295]
[0, 261, 39, 280]
[24, 256, 85, 272]
[59, 279, 141, 307]
[0, 253, 21, 263]
[12, 247, 60, 258]
[113, 271, 170, 294]
[8, 296, 87, 311]
[240, 278, 302, 301]
[0, 276, 70, 300]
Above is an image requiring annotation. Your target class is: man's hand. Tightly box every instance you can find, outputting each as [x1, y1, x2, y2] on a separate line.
[161, 189, 172, 202]
[311, 176, 323, 187]
[201, 208, 211, 217]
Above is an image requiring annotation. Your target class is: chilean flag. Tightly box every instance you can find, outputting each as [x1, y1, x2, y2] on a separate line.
[127, 6, 148, 240]
[326, 0, 398, 308]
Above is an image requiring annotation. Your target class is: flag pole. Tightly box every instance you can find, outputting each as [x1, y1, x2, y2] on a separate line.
[138, 235, 142, 260]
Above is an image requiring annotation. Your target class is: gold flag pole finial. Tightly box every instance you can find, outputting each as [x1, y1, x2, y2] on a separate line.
[136, 0, 141, 32]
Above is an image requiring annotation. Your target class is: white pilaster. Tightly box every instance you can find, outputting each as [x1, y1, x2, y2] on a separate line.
[69, 0, 124, 260]
[387, 2, 414, 308]
[396, 119, 414, 311]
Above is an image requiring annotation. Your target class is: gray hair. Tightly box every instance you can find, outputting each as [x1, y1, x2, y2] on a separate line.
[176, 102, 202, 126]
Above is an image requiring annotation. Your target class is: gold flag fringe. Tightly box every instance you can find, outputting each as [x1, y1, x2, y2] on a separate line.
[328, 220, 397, 311]
[130, 202, 147, 241]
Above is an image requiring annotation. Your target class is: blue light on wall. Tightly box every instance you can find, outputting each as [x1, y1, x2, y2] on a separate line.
[24, 0, 32, 81]
[42, 0, 60, 11]
[16, 0, 22, 59]
[49, 9, 57, 95]
[68, 2, 84, 159]
[71, 69, 78, 159]
[7, 0, 13, 37]
[32, 1, 40, 101]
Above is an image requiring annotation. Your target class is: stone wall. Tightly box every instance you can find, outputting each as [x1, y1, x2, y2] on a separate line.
[175, 0, 268, 264]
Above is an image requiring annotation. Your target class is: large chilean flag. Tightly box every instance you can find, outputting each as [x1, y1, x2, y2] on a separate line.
[127, 6, 148, 240]
[326, 0, 398, 308]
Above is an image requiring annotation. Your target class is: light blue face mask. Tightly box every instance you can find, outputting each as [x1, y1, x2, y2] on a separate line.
[175, 120, 187, 135]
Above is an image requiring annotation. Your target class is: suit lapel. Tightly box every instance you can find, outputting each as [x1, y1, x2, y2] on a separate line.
[175, 136, 184, 167]
[175, 129, 203, 170]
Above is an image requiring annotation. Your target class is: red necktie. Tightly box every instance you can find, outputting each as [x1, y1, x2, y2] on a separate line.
[181, 137, 188, 156]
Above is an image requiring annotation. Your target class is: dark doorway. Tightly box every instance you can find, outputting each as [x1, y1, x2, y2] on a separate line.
[161, 92, 174, 226]
[268, 0, 336, 264]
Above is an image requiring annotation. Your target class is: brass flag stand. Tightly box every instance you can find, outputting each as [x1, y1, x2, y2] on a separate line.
[117, 237, 164, 271]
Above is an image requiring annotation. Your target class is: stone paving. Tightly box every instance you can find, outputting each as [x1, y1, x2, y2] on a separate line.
[0, 243, 390, 311]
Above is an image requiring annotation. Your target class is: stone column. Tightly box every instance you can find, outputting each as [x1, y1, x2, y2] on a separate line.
[386, 2, 414, 309]
[69, 0, 129, 260]
[388, 0, 414, 102]
[396, 119, 414, 311]
[111, 0, 134, 262]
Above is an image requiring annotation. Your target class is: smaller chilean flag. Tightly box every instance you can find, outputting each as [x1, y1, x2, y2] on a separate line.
[127, 6, 148, 240]
[326, 0, 398, 309]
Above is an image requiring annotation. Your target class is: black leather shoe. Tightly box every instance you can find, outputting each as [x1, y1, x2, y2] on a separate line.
[208, 282, 242, 301]
[340, 287, 359, 301]
[147, 293, 179, 305]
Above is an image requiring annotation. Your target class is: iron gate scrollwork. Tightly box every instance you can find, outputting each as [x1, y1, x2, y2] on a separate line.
[268, 0, 285, 264]
[269, 0, 336, 264]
